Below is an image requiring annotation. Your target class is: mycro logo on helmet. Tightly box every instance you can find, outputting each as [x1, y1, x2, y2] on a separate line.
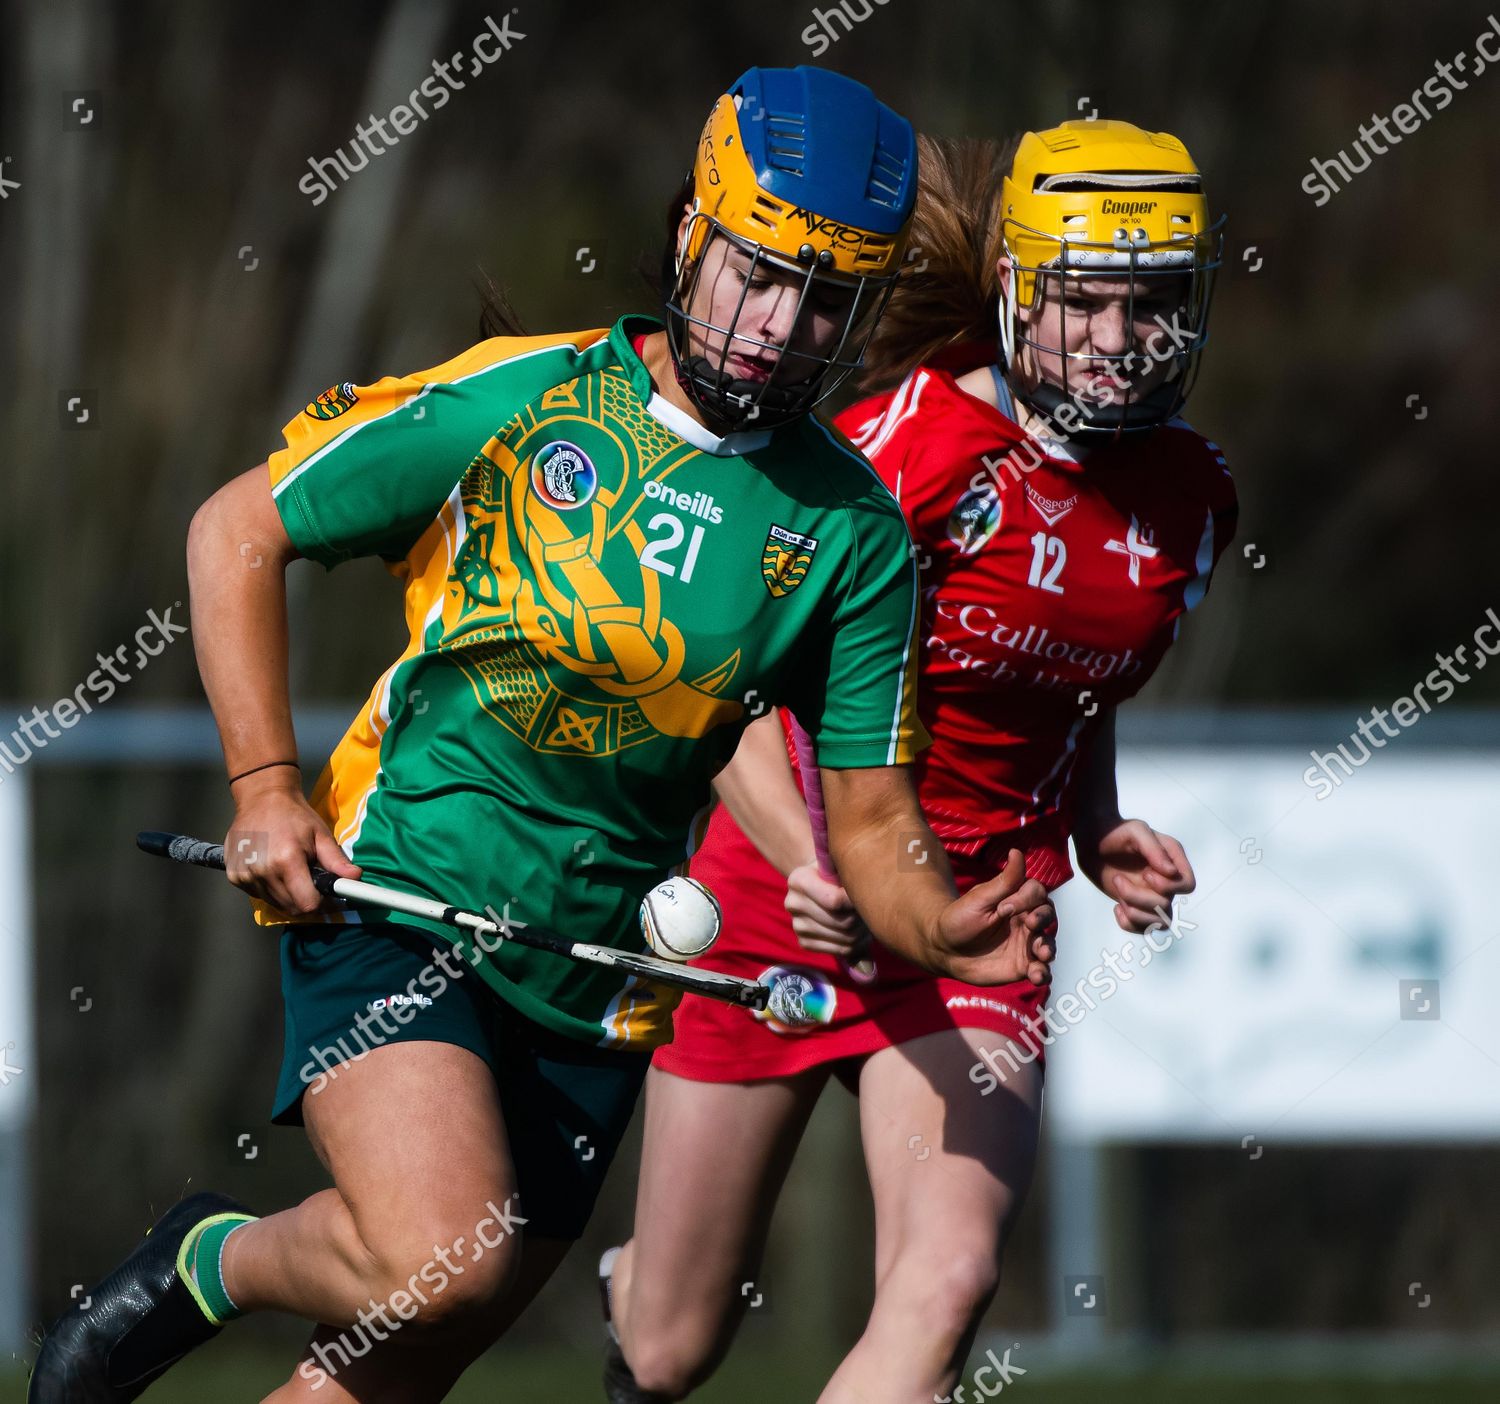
[699, 127, 721, 187]
[787, 207, 867, 250]
[1100, 198, 1157, 216]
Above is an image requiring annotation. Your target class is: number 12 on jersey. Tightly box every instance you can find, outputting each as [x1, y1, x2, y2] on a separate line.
[1027, 531, 1066, 594]
[640, 513, 706, 583]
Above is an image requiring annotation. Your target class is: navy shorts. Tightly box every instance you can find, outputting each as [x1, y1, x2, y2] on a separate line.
[273, 921, 650, 1240]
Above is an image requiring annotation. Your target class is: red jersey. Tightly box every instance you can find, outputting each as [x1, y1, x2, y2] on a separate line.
[654, 355, 1236, 1081]
[837, 356, 1237, 888]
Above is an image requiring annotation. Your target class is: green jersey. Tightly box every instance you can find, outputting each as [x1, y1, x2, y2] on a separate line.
[259, 315, 923, 1049]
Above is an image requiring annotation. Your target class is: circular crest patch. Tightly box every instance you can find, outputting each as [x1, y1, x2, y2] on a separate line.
[529, 440, 598, 510]
[946, 485, 1002, 555]
[754, 965, 838, 1035]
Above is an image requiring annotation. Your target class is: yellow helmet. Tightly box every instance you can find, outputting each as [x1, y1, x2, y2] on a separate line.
[999, 119, 1224, 434]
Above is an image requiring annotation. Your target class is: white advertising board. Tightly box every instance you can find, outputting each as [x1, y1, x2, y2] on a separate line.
[0, 771, 32, 1128]
[1045, 748, 1500, 1142]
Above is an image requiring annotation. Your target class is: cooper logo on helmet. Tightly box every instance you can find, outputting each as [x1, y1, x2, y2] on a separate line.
[1099, 198, 1157, 217]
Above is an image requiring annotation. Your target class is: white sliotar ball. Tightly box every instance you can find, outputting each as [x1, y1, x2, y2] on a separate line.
[639, 876, 722, 962]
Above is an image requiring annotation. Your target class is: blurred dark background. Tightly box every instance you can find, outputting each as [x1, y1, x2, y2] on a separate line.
[3, 1, 1498, 1398]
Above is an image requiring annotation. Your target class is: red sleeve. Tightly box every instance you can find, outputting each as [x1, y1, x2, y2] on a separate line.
[834, 371, 958, 555]
[1170, 429, 1238, 612]
[834, 385, 901, 495]
[1207, 439, 1238, 559]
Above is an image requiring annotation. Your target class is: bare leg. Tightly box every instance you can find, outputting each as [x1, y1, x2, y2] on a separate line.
[218, 1040, 525, 1403]
[818, 1029, 1043, 1404]
[611, 1063, 830, 1399]
[263, 1236, 575, 1403]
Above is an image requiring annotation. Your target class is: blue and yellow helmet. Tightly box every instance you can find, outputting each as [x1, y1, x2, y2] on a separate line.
[665, 66, 917, 430]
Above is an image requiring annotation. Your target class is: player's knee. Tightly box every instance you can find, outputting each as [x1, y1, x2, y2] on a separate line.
[626, 1342, 717, 1400]
[884, 1248, 1000, 1346]
[625, 1312, 729, 1398]
[356, 1219, 521, 1332]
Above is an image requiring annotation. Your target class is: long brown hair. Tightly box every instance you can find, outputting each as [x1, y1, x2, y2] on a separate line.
[474, 269, 528, 339]
[856, 132, 1020, 392]
[640, 173, 695, 298]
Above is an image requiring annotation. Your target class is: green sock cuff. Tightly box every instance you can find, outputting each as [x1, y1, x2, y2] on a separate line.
[177, 1213, 257, 1325]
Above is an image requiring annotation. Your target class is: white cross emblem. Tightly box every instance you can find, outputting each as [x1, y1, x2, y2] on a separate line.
[1104, 515, 1158, 586]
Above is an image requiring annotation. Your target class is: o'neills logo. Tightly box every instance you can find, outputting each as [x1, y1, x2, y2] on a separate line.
[1101, 198, 1156, 216]
[642, 477, 724, 523]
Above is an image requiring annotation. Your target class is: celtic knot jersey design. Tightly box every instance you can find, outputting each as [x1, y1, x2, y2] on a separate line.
[445, 376, 743, 757]
[262, 316, 922, 1050]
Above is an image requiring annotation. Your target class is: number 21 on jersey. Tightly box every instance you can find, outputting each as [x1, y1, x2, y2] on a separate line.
[640, 513, 706, 583]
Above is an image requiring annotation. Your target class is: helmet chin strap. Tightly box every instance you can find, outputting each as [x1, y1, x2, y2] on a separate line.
[679, 354, 821, 430]
[1016, 375, 1182, 437]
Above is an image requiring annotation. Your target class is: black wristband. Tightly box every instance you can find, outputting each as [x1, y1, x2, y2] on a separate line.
[228, 759, 300, 786]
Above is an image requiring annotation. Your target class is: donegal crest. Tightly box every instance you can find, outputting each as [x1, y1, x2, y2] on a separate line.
[306, 382, 359, 420]
[761, 524, 819, 599]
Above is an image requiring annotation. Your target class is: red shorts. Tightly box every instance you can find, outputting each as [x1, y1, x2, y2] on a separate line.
[653, 802, 1059, 1085]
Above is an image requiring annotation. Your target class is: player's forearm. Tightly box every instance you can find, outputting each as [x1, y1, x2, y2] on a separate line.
[711, 713, 816, 877]
[186, 475, 300, 790]
[822, 767, 956, 973]
[1074, 707, 1123, 835]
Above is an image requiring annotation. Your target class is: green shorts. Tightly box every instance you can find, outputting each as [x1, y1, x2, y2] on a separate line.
[273, 920, 650, 1240]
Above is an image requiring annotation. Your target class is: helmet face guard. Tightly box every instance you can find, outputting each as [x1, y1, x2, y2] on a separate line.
[662, 67, 917, 433]
[998, 120, 1224, 438]
[1000, 216, 1225, 437]
[663, 215, 900, 432]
